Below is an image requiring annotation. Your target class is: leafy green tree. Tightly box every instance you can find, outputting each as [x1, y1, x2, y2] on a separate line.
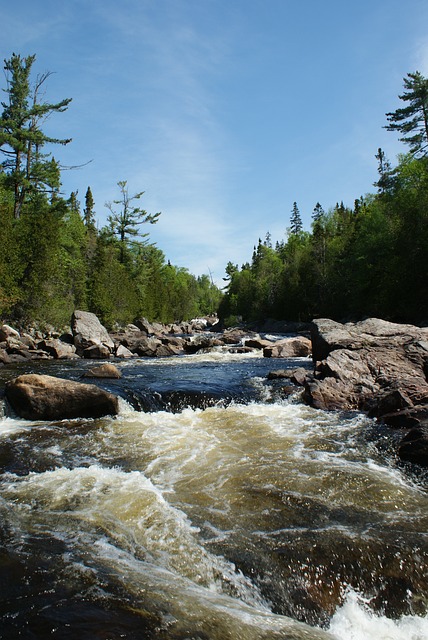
[89, 232, 140, 327]
[0, 182, 22, 315]
[196, 273, 222, 315]
[57, 201, 89, 315]
[385, 71, 428, 158]
[0, 53, 72, 218]
[105, 180, 160, 264]
[13, 193, 67, 325]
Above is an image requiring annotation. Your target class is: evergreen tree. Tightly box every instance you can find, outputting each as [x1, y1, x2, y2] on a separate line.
[105, 180, 160, 264]
[83, 186, 96, 229]
[312, 202, 325, 222]
[374, 148, 395, 195]
[290, 201, 303, 234]
[385, 71, 428, 158]
[0, 53, 72, 218]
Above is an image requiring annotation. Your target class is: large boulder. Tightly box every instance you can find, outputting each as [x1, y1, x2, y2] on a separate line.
[134, 317, 157, 335]
[127, 335, 163, 357]
[38, 338, 78, 359]
[304, 318, 428, 429]
[5, 374, 119, 420]
[0, 324, 20, 342]
[263, 336, 312, 358]
[71, 310, 114, 357]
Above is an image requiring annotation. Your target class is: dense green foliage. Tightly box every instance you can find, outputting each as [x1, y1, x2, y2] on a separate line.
[0, 54, 221, 329]
[220, 70, 428, 326]
[220, 153, 428, 325]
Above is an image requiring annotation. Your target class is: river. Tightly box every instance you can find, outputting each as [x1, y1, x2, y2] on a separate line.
[0, 347, 427, 639]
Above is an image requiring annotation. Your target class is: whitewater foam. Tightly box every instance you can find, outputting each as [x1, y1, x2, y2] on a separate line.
[329, 590, 428, 640]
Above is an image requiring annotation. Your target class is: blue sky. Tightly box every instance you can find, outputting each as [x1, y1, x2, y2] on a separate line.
[2, 0, 428, 284]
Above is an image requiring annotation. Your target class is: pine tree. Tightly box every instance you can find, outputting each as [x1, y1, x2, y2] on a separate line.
[385, 71, 428, 158]
[0, 53, 72, 218]
[83, 186, 96, 229]
[290, 201, 303, 235]
[105, 180, 161, 264]
[374, 148, 394, 195]
[312, 202, 325, 222]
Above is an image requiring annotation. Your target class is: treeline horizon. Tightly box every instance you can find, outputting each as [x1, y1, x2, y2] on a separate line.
[220, 72, 428, 326]
[1, 54, 427, 331]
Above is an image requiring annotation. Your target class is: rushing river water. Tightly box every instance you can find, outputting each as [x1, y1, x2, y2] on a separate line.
[0, 347, 428, 639]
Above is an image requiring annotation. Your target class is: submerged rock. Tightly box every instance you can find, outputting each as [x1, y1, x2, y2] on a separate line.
[398, 427, 428, 467]
[5, 374, 119, 420]
[83, 364, 122, 379]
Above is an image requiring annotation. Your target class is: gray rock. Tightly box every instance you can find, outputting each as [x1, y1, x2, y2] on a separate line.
[71, 310, 114, 355]
[5, 374, 119, 420]
[0, 324, 20, 342]
[263, 336, 312, 358]
[82, 343, 112, 359]
[0, 349, 11, 365]
[245, 337, 273, 350]
[129, 336, 162, 357]
[115, 344, 136, 358]
[134, 317, 156, 335]
[38, 338, 78, 359]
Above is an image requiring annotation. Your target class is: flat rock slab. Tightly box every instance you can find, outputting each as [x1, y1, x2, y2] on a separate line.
[5, 374, 119, 421]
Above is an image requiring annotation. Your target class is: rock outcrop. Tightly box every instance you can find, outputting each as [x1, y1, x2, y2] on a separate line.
[5, 374, 119, 420]
[302, 318, 428, 465]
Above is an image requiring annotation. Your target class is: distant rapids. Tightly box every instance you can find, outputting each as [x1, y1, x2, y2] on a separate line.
[0, 349, 427, 639]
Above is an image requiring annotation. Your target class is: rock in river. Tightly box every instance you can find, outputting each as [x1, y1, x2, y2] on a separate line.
[5, 374, 119, 420]
[71, 310, 114, 357]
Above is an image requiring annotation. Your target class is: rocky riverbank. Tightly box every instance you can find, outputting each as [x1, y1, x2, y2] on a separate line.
[0, 310, 311, 363]
[299, 318, 428, 467]
[2, 311, 427, 467]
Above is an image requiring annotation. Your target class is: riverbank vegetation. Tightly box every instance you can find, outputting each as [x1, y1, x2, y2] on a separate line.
[220, 72, 428, 326]
[0, 54, 222, 329]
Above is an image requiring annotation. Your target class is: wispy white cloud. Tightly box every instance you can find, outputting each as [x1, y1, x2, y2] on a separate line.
[415, 37, 428, 75]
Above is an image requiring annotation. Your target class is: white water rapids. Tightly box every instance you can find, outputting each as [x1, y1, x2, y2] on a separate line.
[0, 350, 427, 639]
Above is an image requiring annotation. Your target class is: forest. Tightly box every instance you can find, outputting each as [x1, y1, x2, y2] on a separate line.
[0, 54, 427, 330]
[220, 72, 428, 326]
[0, 54, 222, 329]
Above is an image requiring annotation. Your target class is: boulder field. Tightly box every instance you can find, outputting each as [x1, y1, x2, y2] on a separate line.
[0, 311, 311, 363]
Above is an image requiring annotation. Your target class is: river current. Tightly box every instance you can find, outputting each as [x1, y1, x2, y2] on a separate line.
[0, 347, 427, 639]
